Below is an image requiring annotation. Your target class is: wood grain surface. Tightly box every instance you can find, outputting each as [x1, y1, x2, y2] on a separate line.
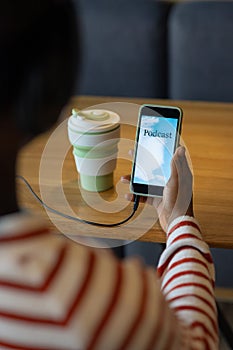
[17, 96, 233, 248]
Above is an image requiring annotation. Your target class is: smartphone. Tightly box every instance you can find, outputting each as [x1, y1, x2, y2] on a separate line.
[130, 104, 183, 197]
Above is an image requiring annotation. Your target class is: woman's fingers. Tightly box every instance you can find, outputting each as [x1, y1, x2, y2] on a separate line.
[166, 148, 180, 188]
[128, 149, 134, 158]
[170, 146, 193, 221]
[124, 193, 134, 201]
[121, 175, 131, 183]
[124, 191, 157, 206]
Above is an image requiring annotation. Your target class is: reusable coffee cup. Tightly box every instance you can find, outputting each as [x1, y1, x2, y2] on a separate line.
[68, 108, 120, 192]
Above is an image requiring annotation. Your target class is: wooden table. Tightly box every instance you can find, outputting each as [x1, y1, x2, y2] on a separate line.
[17, 96, 233, 248]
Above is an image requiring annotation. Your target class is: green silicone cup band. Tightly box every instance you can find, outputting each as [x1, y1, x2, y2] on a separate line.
[73, 144, 118, 159]
[79, 173, 113, 192]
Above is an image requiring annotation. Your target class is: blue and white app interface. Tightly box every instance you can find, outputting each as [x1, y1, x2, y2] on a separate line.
[134, 115, 178, 187]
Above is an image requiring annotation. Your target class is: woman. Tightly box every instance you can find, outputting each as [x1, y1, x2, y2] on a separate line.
[0, 1, 217, 349]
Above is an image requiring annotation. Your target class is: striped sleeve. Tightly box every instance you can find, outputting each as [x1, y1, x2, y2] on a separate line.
[0, 234, 181, 350]
[157, 216, 218, 349]
[82, 254, 182, 350]
[0, 218, 218, 349]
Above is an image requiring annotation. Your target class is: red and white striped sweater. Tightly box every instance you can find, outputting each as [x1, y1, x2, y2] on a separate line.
[0, 212, 218, 350]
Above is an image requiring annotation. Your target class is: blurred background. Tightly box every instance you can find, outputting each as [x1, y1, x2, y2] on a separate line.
[73, 1, 233, 347]
[75, 0, 233, 102]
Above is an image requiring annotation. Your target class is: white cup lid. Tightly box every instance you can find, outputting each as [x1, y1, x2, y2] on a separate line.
[69, 109, 120, 133]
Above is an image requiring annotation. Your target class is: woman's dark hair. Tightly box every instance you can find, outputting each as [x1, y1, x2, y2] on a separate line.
[0, 0, 79, 135]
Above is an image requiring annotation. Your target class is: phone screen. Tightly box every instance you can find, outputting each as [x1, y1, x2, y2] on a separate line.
[131, 105, 182, 197]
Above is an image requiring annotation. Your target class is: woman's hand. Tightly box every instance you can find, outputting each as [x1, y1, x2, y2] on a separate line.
[121, 146, 193, 233]
[156, 146, 193, 231]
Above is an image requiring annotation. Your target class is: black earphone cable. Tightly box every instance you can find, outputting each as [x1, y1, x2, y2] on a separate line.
[16, 175, 140, 227]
